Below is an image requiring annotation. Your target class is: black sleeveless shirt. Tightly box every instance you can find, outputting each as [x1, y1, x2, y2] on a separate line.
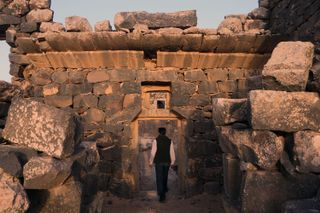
[154, 135, 171, 164]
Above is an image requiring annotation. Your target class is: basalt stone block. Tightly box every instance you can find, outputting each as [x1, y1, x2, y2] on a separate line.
[26, 9, 53, 23]
[198, 81, 219, 94]
[83, 108, 105, 123]
[242, 171, 320, 213]
[294, 131, 320, 173]
[10, 64, 24, 78]
[43, 84, 59, 96]
[98, 95, 123, 115]
[137, 70, 178, 82]
[250, 90, 320, 132]
[0, 14, 21, 25]
[171, 81, 196, 106]
[262, 42, 314, 91]
[217, 126, 284, 170]
[23, 156, 72, 189]
[9, 53, 30, 65]
[248, 7, 269, 20]
[73, 94, 98, 108]
[20, 21, 38, 33]
[30, 68, 53, 85]
[114, 10, 197, 30]
[282, 198, 320, 213]
[4, 0, 29, 16]
[68, 70, 87, 84]
[212, 98, 248, 125]
[95, 20, 112, 32]
[0, 152, 22, 178]
[15, 37, 40, 53]
[3, 98, 79, 158]
[40, 22, 65, 32]
[44, 95, 73, 108]
[65, 16, 93, 32]
[120, 82, 141, 94]
[184, 70, 206, 82]
[51, 70, 68, 84]
[30, 180, 82, 213]
[109, 69, 137, 82]
[0, 145, 37, 166]
[217, 17, 243, 34]
[206, 69, 229, 81]
[87, 70, 109, 83]
[0, 169, 29, 213]
[0, 81, 22, 102]
[59, 83, 92, 96]
[29, 0, 51, 9]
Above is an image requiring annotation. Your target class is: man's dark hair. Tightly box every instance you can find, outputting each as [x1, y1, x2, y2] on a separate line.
[158, 127, 166, 135]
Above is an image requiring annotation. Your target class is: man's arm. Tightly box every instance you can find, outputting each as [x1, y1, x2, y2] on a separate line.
[149, 140, 157, 165]
[170, 142, 176, 166]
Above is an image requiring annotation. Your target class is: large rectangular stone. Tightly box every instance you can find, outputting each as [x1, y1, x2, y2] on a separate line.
[250, 90, 320, 132]
[262, 41, 314, 91]
[157, 51, 199, 68]
[114, 10, 197, 30]
[3, 98, 80, 158]
[27, 53, 52, 68]
[242, 171, 320, 213]
[137, 70, 178, 82]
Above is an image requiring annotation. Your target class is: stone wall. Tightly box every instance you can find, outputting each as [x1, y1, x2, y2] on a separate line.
[216, 41, 320, 213]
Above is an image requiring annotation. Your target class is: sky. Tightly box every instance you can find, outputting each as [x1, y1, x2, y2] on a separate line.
[0, 0, 257, 82]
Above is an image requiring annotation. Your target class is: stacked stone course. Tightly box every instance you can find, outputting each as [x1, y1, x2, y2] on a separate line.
[215, 41, 320, 213]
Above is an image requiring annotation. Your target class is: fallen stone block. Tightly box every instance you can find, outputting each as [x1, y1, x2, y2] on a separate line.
[250, 90, 320, 132]
[23, 156, 72, 189]
[95, 20, 112, 32]
[3, 98, 81, 158]
[29, 180, 82, 213]
[26, 9, 53, 23]
[114, 10, 197, 30]
[40, 22, 65, 32]
[212, 98, 248, 125]
[217, 17, 243, 34]
[65, 16, 93, 32]
[282, 198, 320, 213]
[217, 126, 284, 170]
[262, 42, 314, 91]
[0, 168, 29, 213]
[294, 131, 320, 173]
[242, 171, 320, 213]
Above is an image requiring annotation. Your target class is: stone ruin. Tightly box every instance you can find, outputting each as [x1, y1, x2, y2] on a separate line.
[0, 0, 319, 212]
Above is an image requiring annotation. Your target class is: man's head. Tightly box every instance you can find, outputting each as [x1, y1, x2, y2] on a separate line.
[158, 127, 166, 135]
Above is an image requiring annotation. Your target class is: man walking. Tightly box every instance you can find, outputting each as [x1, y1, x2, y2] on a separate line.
[149, 127, 176, 202]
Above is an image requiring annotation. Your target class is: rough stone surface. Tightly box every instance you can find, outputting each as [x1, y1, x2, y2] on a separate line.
[0, 152, 22, 177]
[217, 126, 284, 170]
[3, 98, 80, 158]
[282, 199, 320, 213]
[29, 180, 82, 213]
[262, 42, 314, 91]
[65, 16, 93, 32]
[217, 17, 243, 34]
[250, 90, 320, 132]
[23, 156, 72, 189]
[29, 0, 51, 9]
[0, 81, 22, 102]
[294, 131, 320, 173]
[0, 168, 29, 213]
[212, 98, 248, 125]
[40, 22, 65, 32]
[5, 0, 29, 16]
[95, 20, 112, 32]
[26, 9, 53, 23]
[114, 10, 197, 30]
[248, 7, 269, 19]
[242, 171, 320, 213]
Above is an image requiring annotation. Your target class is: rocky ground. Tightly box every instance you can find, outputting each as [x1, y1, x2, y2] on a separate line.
[103, 192, 225, 213]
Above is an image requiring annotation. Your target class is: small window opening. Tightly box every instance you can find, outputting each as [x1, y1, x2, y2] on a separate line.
[157, 100, 166, 109]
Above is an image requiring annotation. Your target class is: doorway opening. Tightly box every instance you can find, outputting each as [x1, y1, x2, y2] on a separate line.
[131, 84, 187, 198]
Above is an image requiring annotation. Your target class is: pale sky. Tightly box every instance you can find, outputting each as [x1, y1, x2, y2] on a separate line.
[0, 0, 257, 82]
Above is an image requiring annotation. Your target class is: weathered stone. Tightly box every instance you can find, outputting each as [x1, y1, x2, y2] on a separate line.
[15, 37, 40, 53]
[0, 102, 10, 118]
[158, 27, 184, 34]
[171, 81, 196, 106]
[10, 63, 24, 78]
[242, 171, 320, 213]
[43, 83, 59, 96]
[44, 95, 73, 108]
[30, 68, 52, 85]
[218, 17, 243, 34]
[120, 82, 141, 94]
[0, 168, 29, 213]
[133, 23, 149, 33]
[294, 131, 320, 173]
[68, 70, 87, 84]
[26, 9, 53, 23]
[206, 69, 229, 81]
[59, 83, 92, 96]
[259, 0, 269, 8]
[244, 19, 267, 31]
[0, 144, 37, 166]
[114, 10, 197, 30]
[0, 82, 22, 102]
[40, 22, 65, 32]
[217, 126, 284, 170]
[212, 98, 248, 125]
[250, 90, 320, 132]
[262, 42, 314, 91]
[93, 82, 120, 95]
[109, 69, 136, 82]
[3, 98, 79, 158]
[23, 156, 72, 189]
[137, 70, 178, 82]
[157, 51, 199, 68]
[282, 199, 320, 213]
[29, 0, 51, 9]
[184, 70, 206, 81]
[218, 80, 237, 93]
[6, 28, 16, 46]
[65, 16, 93, 32]
[0, 14, 21, 25]
[87, 70, 109, 83]
[29, 180, 82, 213]
[198, 81, 219, 94]
[73, 94, 98, 108]
[248, 7, 269, 19]
[83, 108, 105, 123]
[51, 70, 68, 83]
[9, 53, 30, 65]
[123, 93, 141, 109]
[20, 21, 38, 33]
[98, 95, 123, 115]
[95, 20, 112, 32]
[4, 0, 29, 16]
[0, 152, 22, 177]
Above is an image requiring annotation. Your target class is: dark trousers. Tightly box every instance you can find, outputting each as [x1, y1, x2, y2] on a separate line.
[155, 163, 170, 196]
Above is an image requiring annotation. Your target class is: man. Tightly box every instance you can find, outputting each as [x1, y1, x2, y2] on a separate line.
[149, 127, 176, 203]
